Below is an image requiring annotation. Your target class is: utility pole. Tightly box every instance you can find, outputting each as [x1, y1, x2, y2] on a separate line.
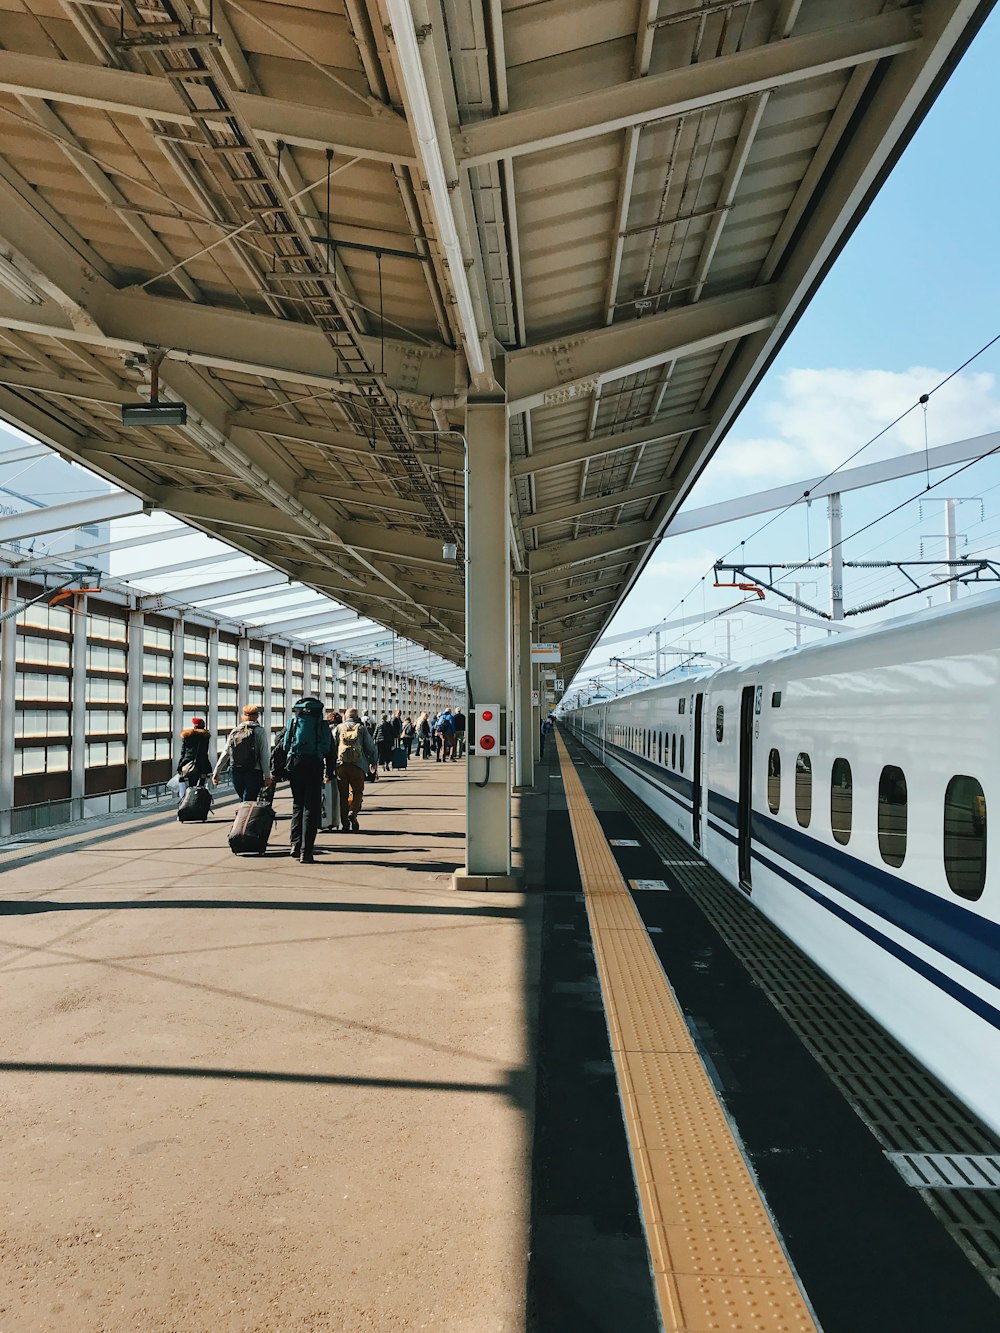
[829, 491, 844, 622]
[655, 631, 662, 677]
[794, 582, 802, 647]
[945, 498, 958, 603]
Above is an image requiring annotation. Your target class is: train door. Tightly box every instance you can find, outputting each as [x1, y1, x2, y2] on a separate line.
[737, 685, 755, 892]
[692, 692, 704, 848]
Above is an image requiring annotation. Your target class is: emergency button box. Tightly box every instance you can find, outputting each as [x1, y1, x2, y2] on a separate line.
[470, 704, 504, 756]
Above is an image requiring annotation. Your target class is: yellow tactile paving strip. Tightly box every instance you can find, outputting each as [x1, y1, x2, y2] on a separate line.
[555, 733, 817, 1332]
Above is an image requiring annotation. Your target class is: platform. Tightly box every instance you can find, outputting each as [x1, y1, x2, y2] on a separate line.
[2, 743, 1000, 1331]
[0, 761, 536, 1332]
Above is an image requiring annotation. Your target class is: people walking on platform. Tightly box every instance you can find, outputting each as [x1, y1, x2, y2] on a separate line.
[322, 709, 343, 830]
[417, 712, 432, 759]
[431, 715, 444, 762]
[540, 714, 554, 758]
[362, 712, 376, 735]
[176, 717, 213, 797]
[276, 695, 333, 864]
[374, 714, 395, 772]
[439, 708, 457, 761]
[402, 716, 416, 757]
[453, 708, 466, 758]
[332, 707, 378, 832]
[212, 705, 268, 800]
[391, 709, 403, 744]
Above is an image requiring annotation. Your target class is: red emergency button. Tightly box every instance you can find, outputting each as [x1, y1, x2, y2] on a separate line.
[481, 709, 494, 721]
[480, 735, 496, 750]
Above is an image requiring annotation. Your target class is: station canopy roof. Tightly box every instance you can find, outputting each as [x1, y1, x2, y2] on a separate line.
[0, 0, 989, 683]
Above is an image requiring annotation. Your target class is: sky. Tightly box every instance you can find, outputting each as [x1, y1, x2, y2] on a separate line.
[577, 7, 1000, 696]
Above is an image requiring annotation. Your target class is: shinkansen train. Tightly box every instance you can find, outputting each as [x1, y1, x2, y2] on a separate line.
[564, 590, 1000, 1136]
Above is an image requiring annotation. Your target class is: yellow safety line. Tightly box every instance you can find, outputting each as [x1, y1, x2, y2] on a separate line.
[555, 733, 816, 1332]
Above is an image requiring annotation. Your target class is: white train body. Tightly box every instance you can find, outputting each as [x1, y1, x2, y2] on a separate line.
[565, 591, 1000, 1135]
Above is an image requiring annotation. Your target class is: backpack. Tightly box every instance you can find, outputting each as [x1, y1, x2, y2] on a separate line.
[284, 698, 327, 761]
[337, 723, 364, 766]
[230, 724, 259, 770]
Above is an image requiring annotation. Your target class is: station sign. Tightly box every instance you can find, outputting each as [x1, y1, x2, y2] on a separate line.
[553, 678, 564, 691]
[531, 642, 561, 664]
[531, 690, 539, 706]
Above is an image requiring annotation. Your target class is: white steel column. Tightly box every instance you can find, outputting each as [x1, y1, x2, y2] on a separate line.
[457, 400, 519, 889]
[829, 492, 844, 621]
[945, 498, 959, 603]
[208, 627, 220, 739]
[262, 641, 273, 736]
[71, 592, 88, 814]
[171, 617, 185, 740]
[126, 607, 144, 807]
[237, 635, 250, 706]
[284, 647, 295, 715]
[513, 572, 534, 790]
[0, 577, 17, 833]
[303, 652, 313, 697]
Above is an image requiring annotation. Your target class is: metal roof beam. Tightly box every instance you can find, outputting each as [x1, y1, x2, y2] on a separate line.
[529, 478, 675, 528]
[456, 9, 920, 165]
[2, 525, 184, 570]
[0, 49, 417, 164]
[528, 523, 655, 576]
[231, 412, 464, 468]
[511, 411, 707, 479]
[138, 570, 290, 610]
[247, 607, 361, 635]
[506, 289, 776, 414]
[0, 441, 50, 465]
[0, 491, 142, 542]
[120, 551, 245, 581]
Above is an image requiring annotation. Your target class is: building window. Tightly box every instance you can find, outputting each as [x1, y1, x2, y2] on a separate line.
[89, 613, 127, 642]
[15, 743, 69, 775]
[15, 709, 70, 739]
[878, 765, 907, 868]
[86, 644, 126, 672]
[767, 749, 780, 814]
[18, 601, 72, 633]
[142, 652, 171, 677]
[831, 758, 852, 845]
[183, 635, 208, 657]
[86, 676, 127, 704]
[715, 706, 724, 742]
[16, 671, 70, 702]
[184, 656, 208, 682]
[944, 775, 986, 901]
[17, 635, 71, 668]
[86, 709, 126, 736]
[795, 753, 812, 828]
[86, 740, 126, 767]
[143, 626, 171, 650]
[142, 737, 172, 761]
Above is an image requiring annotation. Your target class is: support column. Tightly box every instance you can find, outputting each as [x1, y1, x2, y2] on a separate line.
[829, 492, 844, 622]
[532, 661, 541, 763]
[0, 577, 17, 834]
[456, 399, 519, 890]
[208, 627, 220, 738]
[303, 652, 313, 697]
[262, 640, 273, 736]
[284, 646, 295, 717]
[513, 572, 534, 790]
[237, 635, 250, 706]
[171, 617, 185, 740]
[71, 592, 88, 816]
[126, 608, 144, 807]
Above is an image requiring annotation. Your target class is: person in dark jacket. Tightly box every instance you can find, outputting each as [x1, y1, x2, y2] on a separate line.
[417, 712, 432, 759]
[374, 714, 395, 771]
[276, 696, 333, 864]
[453, 708, 466, 758]
[402, 716, 416, 757]
[176, 717, 213, 796]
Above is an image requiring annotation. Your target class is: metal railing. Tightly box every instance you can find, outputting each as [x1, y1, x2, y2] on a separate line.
[0, 782, 175, 842]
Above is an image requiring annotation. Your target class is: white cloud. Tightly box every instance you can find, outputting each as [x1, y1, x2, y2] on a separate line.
[695, 367, 1000, 501]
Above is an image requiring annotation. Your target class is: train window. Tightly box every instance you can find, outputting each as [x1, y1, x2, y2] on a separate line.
[878, 766, 907, 868]
[767, 749, 780, 814]
[671, 733, 677, 768]
[658, 733, 663, 765]
[795, 753, 812, 827]
[715, 706, 724, 742]
[944, 776, 986, 900]
[831, 759, 852, 845]
[679, 735, 685, 772]
[771, 691, 782, 708]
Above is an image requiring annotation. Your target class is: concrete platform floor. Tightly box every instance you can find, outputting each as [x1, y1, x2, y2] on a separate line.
[0, 761, 539, 1332]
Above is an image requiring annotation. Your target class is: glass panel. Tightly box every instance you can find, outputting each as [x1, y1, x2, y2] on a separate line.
[671, 734, 677, 768]
[715, 706, 724, 742]
[89, 613, 127, 642]
[878, 765, 907, 867]
[767, 749, 780, 814]
[16, 671, 70, 702]
[795, 753, 812, 828]
[679, 735, 685, 773]
[831, 758, 852, 845]
[17, 635, 71, 667]
[944, 775, 986, 900]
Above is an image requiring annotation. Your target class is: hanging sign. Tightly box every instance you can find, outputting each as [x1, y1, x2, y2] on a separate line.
[531, 642, 562, 663]
[531, 690, 540, 706]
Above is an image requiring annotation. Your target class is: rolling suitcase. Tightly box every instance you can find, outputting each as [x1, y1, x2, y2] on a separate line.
[391, 747, 407, 770]
[322, 778, 340, 831]
[228, 788, 275, 855]
[178, 782, 213, 823]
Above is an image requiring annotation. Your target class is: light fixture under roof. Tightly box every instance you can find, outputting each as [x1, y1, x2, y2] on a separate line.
[0, 253, 44, 306]
[121, 346, 187, 427]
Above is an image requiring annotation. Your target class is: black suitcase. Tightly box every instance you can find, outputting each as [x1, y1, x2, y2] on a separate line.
[178, 783, 213, 823]
[229, 790, 275, 854]
[391, 747, 407, 770]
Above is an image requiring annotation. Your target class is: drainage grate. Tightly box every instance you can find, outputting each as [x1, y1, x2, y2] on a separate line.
[888, 1154, 1000, 1191]
[574, 739, 1000, 1298]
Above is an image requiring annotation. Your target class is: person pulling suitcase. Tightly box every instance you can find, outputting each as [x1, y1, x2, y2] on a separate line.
[213, 705, 268, 800]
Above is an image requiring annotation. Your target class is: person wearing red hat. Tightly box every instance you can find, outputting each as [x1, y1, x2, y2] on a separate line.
[176, 716, 213, 798]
